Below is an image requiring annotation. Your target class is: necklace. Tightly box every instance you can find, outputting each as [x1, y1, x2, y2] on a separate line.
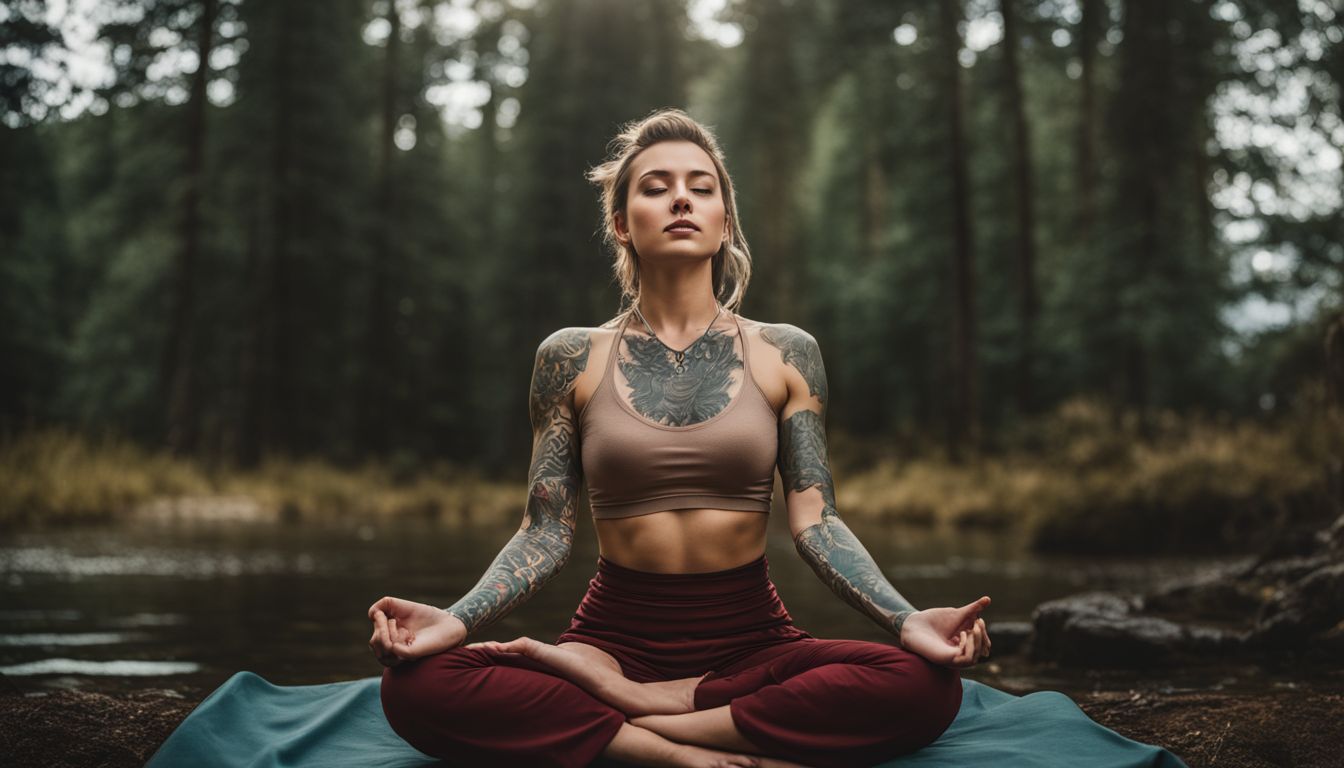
[631, 301, 723, 375]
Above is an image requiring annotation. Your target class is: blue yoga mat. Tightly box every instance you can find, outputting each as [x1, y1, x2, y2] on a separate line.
[145, 671, 1187, 767]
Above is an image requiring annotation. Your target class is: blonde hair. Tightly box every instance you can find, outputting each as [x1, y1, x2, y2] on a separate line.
[586, 108, 752, 318]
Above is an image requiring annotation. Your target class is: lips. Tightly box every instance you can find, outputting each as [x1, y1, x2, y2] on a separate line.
[665, 219, 699, 232]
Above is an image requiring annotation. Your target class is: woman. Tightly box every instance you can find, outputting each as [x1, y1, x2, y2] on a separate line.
[366, 108, 992, 768]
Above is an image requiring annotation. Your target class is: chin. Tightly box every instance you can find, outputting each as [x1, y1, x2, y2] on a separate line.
[642, 244, 719, 262]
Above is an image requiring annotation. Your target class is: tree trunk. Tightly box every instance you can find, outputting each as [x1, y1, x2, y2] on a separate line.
[360, 1, 401, 455]
[265, 2, 295, 455]
[1074, 0, 1101, 246]
[1001, 0, 1039, 417]
[162, 0, 216, 455]
[939, 0, 979, 461]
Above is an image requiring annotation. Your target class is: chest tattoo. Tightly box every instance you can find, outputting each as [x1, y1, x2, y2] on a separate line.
[619, 331, 741, 426]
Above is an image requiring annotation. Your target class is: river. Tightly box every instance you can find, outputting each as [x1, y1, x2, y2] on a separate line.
[0, 510, 1255, 697]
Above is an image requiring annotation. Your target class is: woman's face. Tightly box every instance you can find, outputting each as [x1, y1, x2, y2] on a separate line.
[615, 140, 729, 265]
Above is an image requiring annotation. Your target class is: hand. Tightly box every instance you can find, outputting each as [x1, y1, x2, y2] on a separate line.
[898, 596, 992, 669]
[367, 596, 467, 668]
[466, 636, 545, 658]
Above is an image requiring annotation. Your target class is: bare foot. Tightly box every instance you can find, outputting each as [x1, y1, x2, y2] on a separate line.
[468, 637, 702, 715]
[640, 673, 706, 714]
[674, 743, 763, 768]
[671, 743, 810, 768]
[604, 721, 766, 768]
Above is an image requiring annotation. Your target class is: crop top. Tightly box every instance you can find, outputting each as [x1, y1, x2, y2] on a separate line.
[578, 311, 778, 519]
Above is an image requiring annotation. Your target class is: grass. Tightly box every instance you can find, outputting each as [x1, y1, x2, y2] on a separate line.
[3, 396, 1338, 553]
[833, 397, 1340, 553]
[0, 429, 522, 529]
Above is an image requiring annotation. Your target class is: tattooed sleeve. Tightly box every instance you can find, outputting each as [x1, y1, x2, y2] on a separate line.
[443, 328, 590, 636]
[761, 324, 919, 647]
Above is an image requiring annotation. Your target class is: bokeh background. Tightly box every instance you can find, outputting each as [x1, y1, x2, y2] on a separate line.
[4, 0, 1340, 468]
[1, 2, 1343, 737]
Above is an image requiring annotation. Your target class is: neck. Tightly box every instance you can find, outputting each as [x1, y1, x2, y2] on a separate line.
[635, 261, 721, 334]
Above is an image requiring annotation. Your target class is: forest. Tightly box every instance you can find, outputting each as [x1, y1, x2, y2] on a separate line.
[1, 0, 1341, 543]
[4, 3, 1344, 766]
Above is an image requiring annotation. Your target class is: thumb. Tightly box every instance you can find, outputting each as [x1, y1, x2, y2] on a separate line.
[961, 596, 991, 616]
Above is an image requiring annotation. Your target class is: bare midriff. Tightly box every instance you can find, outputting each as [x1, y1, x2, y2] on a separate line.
[594, 507, 769, 573]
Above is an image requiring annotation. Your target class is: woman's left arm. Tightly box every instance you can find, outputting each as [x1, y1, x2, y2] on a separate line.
[761, 324, 988, 663]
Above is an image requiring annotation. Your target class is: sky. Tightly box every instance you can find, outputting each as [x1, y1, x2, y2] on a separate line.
[6, 0, 1340, 337]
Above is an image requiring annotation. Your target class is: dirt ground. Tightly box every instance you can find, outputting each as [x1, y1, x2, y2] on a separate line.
[1, 682, 1341, 767]
[1076, 688, 1343, 768]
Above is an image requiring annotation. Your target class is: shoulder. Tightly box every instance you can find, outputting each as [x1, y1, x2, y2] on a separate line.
[536, 327, 595, 357]
[531, 328, 594, 400]
[739, 316, 828, 403]
[741, 318, 823, 360]
[530, 328, 599, 425]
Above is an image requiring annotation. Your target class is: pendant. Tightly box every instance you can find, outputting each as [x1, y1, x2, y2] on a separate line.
[674, 350, 685, 375]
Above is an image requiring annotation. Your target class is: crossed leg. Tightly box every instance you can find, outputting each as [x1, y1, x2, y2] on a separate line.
[471, 639, 806, 766]
[476, 637, 962, 768]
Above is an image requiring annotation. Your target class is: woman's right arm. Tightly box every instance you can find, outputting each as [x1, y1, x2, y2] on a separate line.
[442, 327, 591, 635]
[368, 328, 591, 663]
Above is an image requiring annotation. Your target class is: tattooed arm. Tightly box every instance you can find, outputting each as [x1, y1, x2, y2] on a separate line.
[761, 324, 918, 648]
[441, 328, 591, 638]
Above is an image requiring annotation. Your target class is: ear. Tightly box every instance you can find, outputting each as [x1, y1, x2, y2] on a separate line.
[614, 211, 630, 246]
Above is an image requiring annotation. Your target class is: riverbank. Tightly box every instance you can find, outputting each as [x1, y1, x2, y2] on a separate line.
[0, 429, 521, 529]
[3, 401, 1338, 555]
[4, 678, 1340, 767]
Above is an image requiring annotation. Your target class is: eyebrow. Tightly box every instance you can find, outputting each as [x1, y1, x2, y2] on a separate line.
[637, 169, 716, 182]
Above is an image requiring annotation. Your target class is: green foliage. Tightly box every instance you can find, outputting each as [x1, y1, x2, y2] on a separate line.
[0, 0, 1338, 480]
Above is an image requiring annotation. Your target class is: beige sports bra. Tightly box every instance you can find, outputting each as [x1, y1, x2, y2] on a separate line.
[578, 311, 778, 519]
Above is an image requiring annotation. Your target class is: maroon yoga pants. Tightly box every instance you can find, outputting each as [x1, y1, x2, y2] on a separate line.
[380, 554, 962, 768]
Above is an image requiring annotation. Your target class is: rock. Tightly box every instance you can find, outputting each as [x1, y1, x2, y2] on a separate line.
[1032, 592, 1136, 642]
[1028, 592, 1247, 667]
[1248, 553, 1333, 582]
[985, 620, 1032, 656]
[1144, 578, 1262, 622]
[1253, 563, 1344, 648]
[1024, 507, 1344, 667]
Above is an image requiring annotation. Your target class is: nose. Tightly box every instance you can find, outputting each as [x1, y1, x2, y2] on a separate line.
[672, 191, 691, 214]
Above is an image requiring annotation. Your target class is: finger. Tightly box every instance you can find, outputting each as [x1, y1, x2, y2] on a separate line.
[368, 596, 394, 620]
[374, 610, 392, 651]
[976, 618, 991, 657]
[961, 595, 991, 619]
[389, 618, 401, 653]
[369, 628, 394, 666]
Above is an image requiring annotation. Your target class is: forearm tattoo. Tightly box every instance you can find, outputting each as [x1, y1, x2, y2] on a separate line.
[444, 329, 589, 636]
[765, 325, 917, 645]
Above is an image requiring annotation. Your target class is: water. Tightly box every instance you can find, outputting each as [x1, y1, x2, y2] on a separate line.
[0, 510, 1250, 697]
